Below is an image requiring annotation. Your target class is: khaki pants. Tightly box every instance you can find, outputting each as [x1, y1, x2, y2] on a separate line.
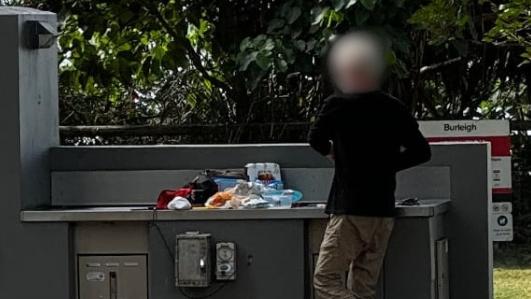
[314, 215, 395, 299]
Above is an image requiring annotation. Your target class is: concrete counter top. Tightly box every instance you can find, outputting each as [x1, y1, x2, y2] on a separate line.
[20, 199, 450, 222]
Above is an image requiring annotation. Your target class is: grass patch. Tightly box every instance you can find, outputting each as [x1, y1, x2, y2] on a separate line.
[494, 244, 531, 299]
[494, 268, 531, 299]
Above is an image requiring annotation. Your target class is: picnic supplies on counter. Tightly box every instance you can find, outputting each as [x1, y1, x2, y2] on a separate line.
[167, 196, 192, 210]
[261, 180, 284, 190]
[245, 163, 282, 184]
[240, 196, 270, 209]
[204, 180, 303, 209]
[205, 191, 235, 209]
[261, 189, 303, 203]
[205, 169, 248, 180]
[205, 169, 248, 191]
[205, 181, 263, 209]
[268, 195, 293, 208]
[156, 188, 192, 210]
[213, 177, 239, 191]
[155, 164, 303, 210]
[187, 174, 218, 204]
[233, 181, 265, 196]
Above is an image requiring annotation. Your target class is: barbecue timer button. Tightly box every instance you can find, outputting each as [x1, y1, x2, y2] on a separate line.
[218, 264, 231, 272]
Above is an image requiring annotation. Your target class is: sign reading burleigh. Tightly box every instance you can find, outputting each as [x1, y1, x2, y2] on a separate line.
[418, 120, 512, 195]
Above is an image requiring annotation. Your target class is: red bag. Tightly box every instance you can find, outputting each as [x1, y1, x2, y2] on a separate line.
[155, 188, 192, 210]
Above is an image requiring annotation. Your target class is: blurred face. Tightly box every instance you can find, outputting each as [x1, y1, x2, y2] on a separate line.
[332, 63, 379, 94]
[328, 33, 385, 94]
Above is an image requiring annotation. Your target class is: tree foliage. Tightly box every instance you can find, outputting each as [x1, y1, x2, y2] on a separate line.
[8, 0, 527, 136]
[485, 0, 531, 63]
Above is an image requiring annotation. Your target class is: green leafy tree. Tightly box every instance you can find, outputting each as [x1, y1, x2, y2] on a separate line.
[6, 0, 530, 133]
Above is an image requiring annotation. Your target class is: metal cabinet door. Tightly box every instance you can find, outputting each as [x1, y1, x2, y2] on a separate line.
[78, 255, 148, 299]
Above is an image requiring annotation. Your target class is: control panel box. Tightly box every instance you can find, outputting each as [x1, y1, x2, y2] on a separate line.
[216, 242, 237, 281]
[175, 232, 212, 287]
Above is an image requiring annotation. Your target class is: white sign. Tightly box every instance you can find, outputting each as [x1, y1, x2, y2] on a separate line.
[492, 202, 514, 242]
[420, 121, 514, 242]
[419, 120, 510, 137]
[419, 120, 512, 194]
[491, 157, 512, 190]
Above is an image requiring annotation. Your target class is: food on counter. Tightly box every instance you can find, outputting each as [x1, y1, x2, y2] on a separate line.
[205, 191, 234, 208]
[203, 175, 303, 210]
[157, 163, 304, 210]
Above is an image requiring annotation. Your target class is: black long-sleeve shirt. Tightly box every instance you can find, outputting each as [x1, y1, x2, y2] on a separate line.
[308, 91, 431, 217]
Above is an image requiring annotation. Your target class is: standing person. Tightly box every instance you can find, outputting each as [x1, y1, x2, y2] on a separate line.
[308, 31, 431, 299]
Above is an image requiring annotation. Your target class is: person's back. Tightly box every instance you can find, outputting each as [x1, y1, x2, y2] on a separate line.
[309, 91, 430, 216]
[309, 31, 431, 299]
